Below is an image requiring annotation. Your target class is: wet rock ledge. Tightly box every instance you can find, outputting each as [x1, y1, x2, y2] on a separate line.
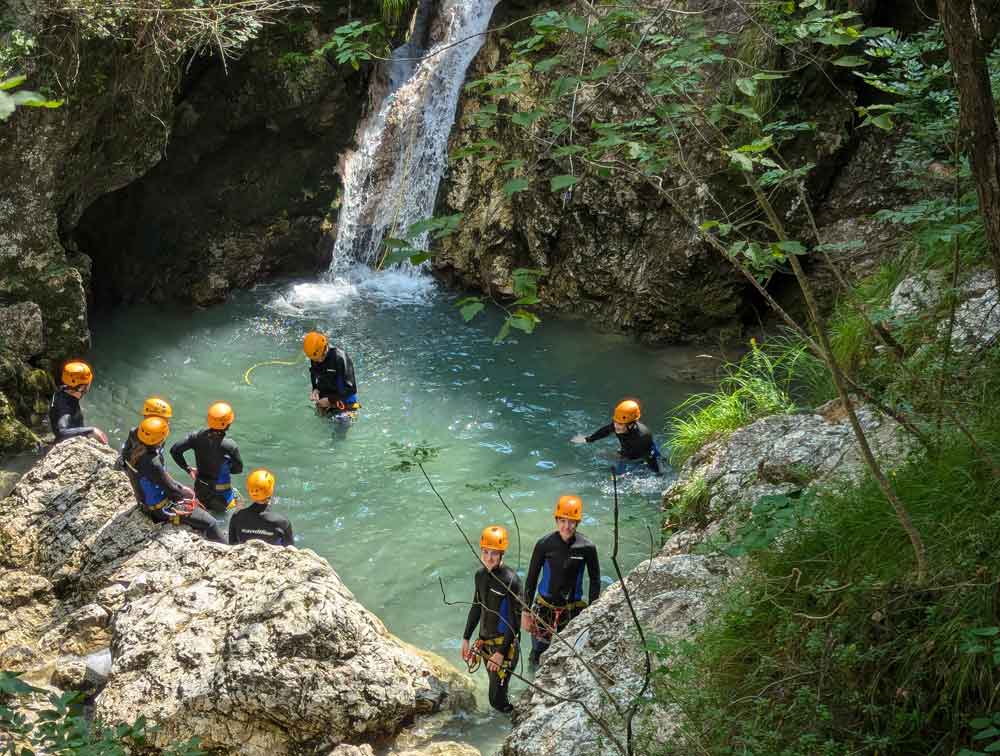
[0, 437, 473, 755]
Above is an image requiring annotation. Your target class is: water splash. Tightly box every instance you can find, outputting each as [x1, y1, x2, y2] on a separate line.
[273, 265, 436, 315]
[330, 0, 499, 273]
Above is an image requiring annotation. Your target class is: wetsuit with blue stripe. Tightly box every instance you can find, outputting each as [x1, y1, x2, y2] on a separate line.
[524, 531, 600, 661]
[170, 429, 243, 514]
[585, 420, 661, 474]
[309, 346, 359, 410]
[463, 563, 523, 712]
[131, 445, 225, 543]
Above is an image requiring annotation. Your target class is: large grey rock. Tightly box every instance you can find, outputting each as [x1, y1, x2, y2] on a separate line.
[663, 401, 911, 524]
[0, 302, 44, 358]
[0, 437, 473, 754]
[502, 553, 732, 756]
[889, 269, 1000, 353]
[95, 536, 473, 754]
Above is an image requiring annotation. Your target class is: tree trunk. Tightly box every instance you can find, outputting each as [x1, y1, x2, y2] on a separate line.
[937, 0, 1000, 293]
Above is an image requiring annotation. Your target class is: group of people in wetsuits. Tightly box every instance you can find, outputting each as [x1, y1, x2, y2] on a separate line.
[48, 336, 660, 715]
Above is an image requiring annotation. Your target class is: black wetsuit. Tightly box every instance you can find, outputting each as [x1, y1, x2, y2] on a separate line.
[524, 531, 601, 661]
[170, 429, 244, 514]
[132, 445, 225, 543]
[49, 388, 97, 442]
[229, 503, 294, 546]
[118, 428, 144, 501]
[463, 564, 523, 712]
[309, 347, 358, 406]
[586, 421, 661, 474]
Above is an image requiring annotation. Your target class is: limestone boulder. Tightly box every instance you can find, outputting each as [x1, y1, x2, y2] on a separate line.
[662, 400, 911, 526]
[0, 302, 44, 359]
[96, 536, 473, 754]
[502, 552, 732, 756]
[0, 438, 151, 594]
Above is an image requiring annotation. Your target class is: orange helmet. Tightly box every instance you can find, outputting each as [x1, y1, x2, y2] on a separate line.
[137, 416, 170, 446]
[480, 525, 509, 552]
[303, 331, 329, 361]
[554, 494, 583, 522]
[613, 399, 640, 424]
[247, 469, 276, 502]
[61, 361, 93, 388]
[142, 396, 173, 419]
[207, 402, 234, 430]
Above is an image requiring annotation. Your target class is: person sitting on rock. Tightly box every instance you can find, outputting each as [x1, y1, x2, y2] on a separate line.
[461, 525, 522, 713]
[169, 402, 244, 515]
[303, 331, 359, 422]
[522, 495, 600, 667]
[228, 469, 294, 546]
[48, 361, 108, 444]
[118, 396, 173, 501]
[572, 399, 661, 475]
[130, 416, 225, 543]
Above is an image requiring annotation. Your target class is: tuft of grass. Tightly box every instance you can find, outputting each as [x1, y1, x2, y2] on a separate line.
[664, 472, 710, 531]
[667, 339, 805, 465]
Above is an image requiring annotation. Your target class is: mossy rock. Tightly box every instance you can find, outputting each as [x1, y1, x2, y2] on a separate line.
[0, 391, 41, 455]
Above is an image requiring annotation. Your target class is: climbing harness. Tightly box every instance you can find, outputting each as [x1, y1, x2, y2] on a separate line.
[465, 637, 517, 680]
[243, 359, 300, 386]
[530, 595, 587, 643]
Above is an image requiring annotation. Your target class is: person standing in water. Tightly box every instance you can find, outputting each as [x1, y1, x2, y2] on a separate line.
[573, 399, 661, 475]
[229, 469, 294, 546]
[49, 361, 108, 444]
[170, 402, 244, 515]
[303, 331, 359, 422]
[522, 495, 601, 666]
[461, 525, 523, 713]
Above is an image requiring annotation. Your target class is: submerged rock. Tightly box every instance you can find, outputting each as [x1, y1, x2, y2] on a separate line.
[0, 437, 473, 754]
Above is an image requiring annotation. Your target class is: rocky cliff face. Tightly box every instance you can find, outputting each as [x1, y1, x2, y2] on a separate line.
[0, 5, 376, 450]
[434, 1, 927, 343]
[0, 438, 474, 754]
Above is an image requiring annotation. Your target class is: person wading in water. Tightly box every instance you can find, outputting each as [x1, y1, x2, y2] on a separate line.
[461, 525, 523, 713]
[573, 398, 661, 475]
[522, 495, 601, 666]
[303, 331, 359, 423]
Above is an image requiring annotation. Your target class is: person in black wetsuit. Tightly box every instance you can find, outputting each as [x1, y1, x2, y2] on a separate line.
[303, 331, 359, 418]
[118, 396, 173, 502]
[461, 525, 523, 713]
[169, 402, 244, 515]
[573, 398, 661, 475]
[128, 417, 225, 543]
[522, 495, 601, 666]
[229, 469, 294, 546]
[49, 361, 108, 445]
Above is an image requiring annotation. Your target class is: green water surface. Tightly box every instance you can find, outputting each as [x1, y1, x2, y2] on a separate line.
[83, 271, 703, 753]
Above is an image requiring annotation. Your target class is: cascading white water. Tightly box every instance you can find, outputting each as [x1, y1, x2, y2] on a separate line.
[329, 0, 499, 274]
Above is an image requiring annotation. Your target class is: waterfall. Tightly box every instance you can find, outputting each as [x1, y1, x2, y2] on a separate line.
[329, 0, 499, 274]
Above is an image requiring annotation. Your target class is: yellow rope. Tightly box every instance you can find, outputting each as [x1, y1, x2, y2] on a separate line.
[243, 360, 299, 386]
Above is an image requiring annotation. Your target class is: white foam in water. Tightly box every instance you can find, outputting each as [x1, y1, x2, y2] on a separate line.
[271, 266, 436, 314]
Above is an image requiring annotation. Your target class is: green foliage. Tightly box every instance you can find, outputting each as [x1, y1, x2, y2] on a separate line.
[0, 671, 203, 755]
[652, 375, 1000, 755]
[667, 339, 804, 464]
[0, 75, 62, 122]
[386, 440, 441, 472]
[313, 20, 387, 70]
[664, 473, 710, 531]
